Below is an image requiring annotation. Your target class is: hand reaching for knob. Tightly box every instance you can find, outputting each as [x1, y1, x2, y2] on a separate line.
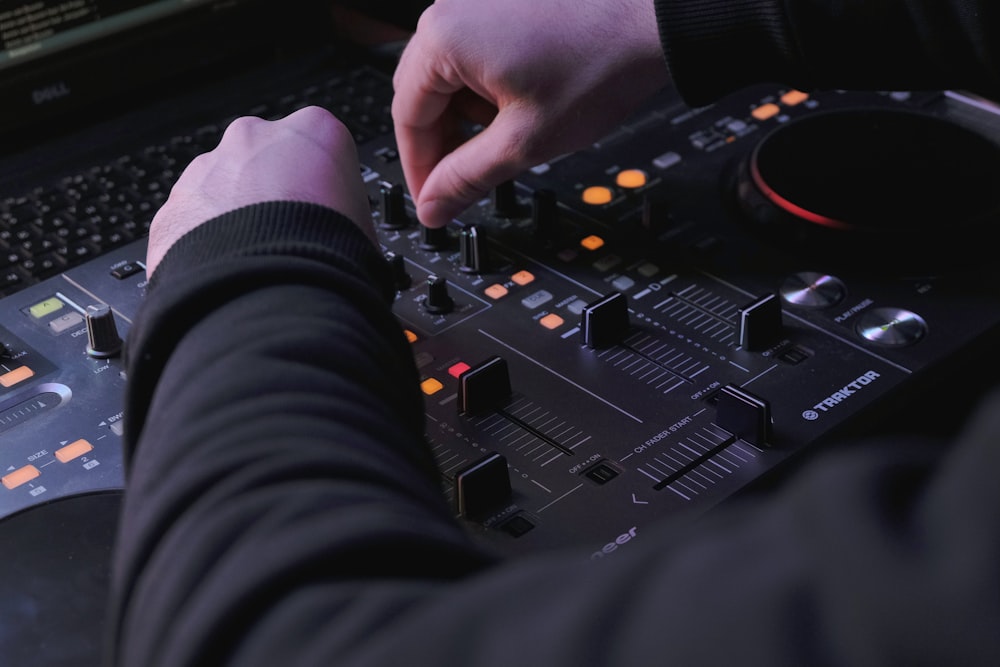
[391, 0, 670, 229]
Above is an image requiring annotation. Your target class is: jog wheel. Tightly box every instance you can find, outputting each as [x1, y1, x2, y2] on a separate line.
[0, 491, 121, 667]
[731, 107, 1000, 275]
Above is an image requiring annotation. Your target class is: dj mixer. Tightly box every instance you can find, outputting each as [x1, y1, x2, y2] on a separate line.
[1, 65, 999, 664]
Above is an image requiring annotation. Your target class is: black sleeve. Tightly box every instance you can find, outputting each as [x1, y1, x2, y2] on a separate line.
[106, 201, 500, 665]
[654, 0, 1000, 106]
[107, 200, 1000, 666]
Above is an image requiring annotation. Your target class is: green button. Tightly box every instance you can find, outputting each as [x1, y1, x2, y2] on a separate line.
[29, 297, 64, 319]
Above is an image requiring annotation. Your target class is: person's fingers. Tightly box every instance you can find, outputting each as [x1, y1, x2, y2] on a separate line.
[413, 103, 540, 228]
[392, 30, 470, 211]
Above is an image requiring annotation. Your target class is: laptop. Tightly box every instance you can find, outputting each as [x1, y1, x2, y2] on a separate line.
[0, 0, 430, 291]
[0, 0, 425, 664]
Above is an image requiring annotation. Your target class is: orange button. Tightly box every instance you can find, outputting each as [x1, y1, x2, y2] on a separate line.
[2, 465, 40, 490]
[615, 169, 647, 189]
[403, 329, 418, 343]
[781, 89, 809, 106]
[581, 186, 613, 205]
[751, 103, 780, 120]
[511, 270, 535, 286]
[484, 284, 508, 300]
[539, 313, 564, 330]
[56, 439, 94, 463]
[420, 378, 444, 395]
[580, 235, 605, 251]
[0, 366, 34, 388]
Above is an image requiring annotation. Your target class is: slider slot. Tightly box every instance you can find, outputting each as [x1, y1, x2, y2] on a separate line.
[496, 409, 575, 456]
[620, 341, 696, 385]
[652, 435, 736, 490]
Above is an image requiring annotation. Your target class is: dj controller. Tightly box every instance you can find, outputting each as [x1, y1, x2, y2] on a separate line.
[2, 67, 1000, 664]
[361, 84, 1000, 554]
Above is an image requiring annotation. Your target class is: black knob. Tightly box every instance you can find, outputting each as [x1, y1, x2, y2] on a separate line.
[493, 180, 523, 218]
[640, 192, 673, 233]
[385, 251, 411, 291]
[581, 292, 630, 348]
[459, 224, 487, 273]
[418, 224, 450, 251]
[739, 292, 783, 351]
[379, 182, 410, 230]
[532, 188, 558, 242]
[424, 274, 455, 314]
[85, 303, 123, 358]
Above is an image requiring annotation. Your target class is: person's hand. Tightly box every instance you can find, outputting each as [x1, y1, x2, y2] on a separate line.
[145, 106, 375, 276]
[391, 0, 670, 228]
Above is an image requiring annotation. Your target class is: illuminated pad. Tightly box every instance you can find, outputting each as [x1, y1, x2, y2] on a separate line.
[420, 378, 444, 395]
[0, 366, 33, 388]
[581, 186, 613, 205]
[485, 284, 508, 299]
[781, 89, 809, 106]
[615, 169, 647, 189]
[751, 103, 780, 120]
[448, 362, 471, 378]
[29, 297, 63, 319]
[580, 235, 605, 251]
[56, 439, 94, 463]
[511, 270, 535, 286]
[2, 465, 40, 490]
[539, 313, 564, 330]
[403, 329, 418, 343]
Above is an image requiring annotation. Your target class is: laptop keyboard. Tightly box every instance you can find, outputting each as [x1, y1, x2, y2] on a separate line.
[0, 65, 395, 297]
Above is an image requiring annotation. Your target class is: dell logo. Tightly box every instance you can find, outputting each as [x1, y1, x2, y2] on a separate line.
[32, 81, 71, 105]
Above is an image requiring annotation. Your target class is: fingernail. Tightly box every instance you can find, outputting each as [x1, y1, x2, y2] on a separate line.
[419, 200, 461, 228]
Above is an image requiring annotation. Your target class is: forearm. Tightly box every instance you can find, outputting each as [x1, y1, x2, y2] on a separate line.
[655, 0, 1000, 106]
[108, 202, 495, 666]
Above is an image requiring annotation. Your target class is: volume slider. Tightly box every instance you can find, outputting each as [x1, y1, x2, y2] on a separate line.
[581, 292, 630, 348]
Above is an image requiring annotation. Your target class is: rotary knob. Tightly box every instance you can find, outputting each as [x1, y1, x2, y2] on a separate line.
[379, 182, 410, 230]
[85, 303, 123, 358]
[493, 180, 524, 218]
[418, 224, 450, 251]
[385, 251, 411, 291]
[424, 275, 455, 314]
[532, 188, 558, 243]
